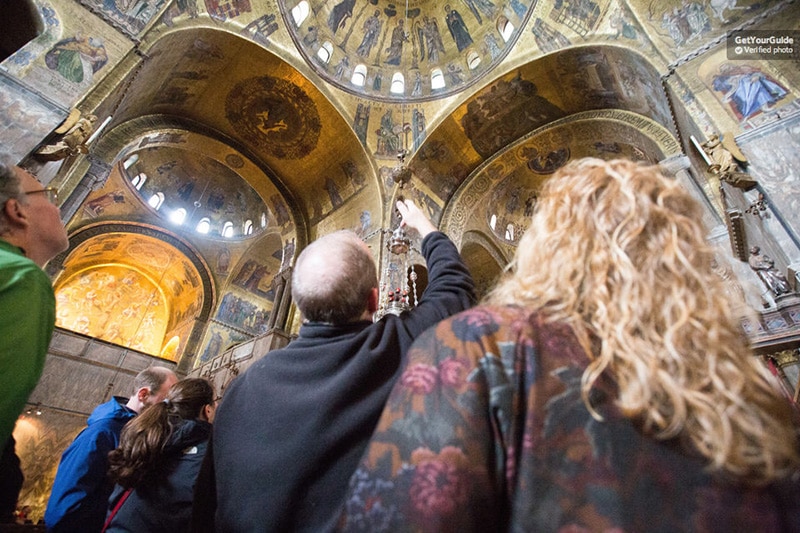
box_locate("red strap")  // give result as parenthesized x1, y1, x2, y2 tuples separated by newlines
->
(101, 488, 133, 533)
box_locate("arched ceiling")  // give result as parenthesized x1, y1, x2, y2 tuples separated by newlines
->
(53, 229, 208, 358)
(441, 105, 680, 249)
(409, 44, 677, 205)
(91, 26, 380, 236)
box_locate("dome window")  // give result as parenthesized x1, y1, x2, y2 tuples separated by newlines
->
(123, 154, 139, 169)
(170, 207, 187, 225)
(244, 219, 254, 235)
(351, 64, 367, 87)
(390, 72, 405, 94)
(430, 68, 446, 90)
(317, 41, 333, 63)
(505, 223, 514, 241)
(261, 212, 267, 227)
(222, 221, 234, 238)
(196, 217, 211, 234)
(148, 192, 164, 210)
(497, 17, 514, 42)
(291, 0, 309, 26)
(131, 172, 147, 190)
(467, 51, 481, 70)
(489, 214, 497, 230)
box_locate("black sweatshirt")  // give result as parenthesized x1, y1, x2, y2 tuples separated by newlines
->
(193, 231, 475, 532)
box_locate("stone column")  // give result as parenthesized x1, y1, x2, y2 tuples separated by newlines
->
(267, 273, 287, 330)
(274, 267, 293, 331)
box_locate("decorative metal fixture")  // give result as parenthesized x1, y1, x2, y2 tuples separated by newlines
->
(374, 206, 419, 320)
(390, 149, 412, 187)
(745, 192, 768, 216)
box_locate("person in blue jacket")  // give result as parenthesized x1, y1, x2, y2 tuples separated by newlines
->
(104, 378, 216, 532)
(45, 366, 177, 532)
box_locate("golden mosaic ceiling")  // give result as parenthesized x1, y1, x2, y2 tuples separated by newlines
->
(286, 0, 534, 101)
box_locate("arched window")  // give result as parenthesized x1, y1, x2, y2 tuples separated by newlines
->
(0, 0, 42, 63)
(390, 72, 405, 94)
(196, 217, 211, 234)
(497, 17, 514, 42)
(148, 192, 164, 210)
(222, 221, 234, 238)
(123, 154, 139, 169)
(170, 207, 187, 225)
(351, 64, 367, 87)
(505, 223, 514, 241)
(430, 68, 446, 90)
(131, 173, 147, 190)
(489, 214, 497, 230)
(467, 51, 481, 70)
(291, 0, 309, 26)
(261, 212, 268, 227)
(317, 41, 333, 63)
(243, 219, 254, 235)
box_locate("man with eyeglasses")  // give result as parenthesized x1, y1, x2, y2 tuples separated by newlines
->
(0, 152, 68, 523)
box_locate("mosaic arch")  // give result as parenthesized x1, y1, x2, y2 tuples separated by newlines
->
(52, 223, 214, 362)
(441, 109, 681, 249)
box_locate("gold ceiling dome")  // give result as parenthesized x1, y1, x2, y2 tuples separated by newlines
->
(284, 0, 533, 101)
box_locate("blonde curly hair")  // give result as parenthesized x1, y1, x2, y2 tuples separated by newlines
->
(487, 157, 798, 484)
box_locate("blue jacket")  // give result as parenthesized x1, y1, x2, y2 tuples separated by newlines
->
(45, 397, 136, 533)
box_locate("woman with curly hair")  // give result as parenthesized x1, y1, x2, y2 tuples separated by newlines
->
(104, 378, 216, 532)
(339, 158, 800, 532)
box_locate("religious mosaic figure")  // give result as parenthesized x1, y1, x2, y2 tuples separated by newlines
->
(324, 176, 343, 208)
(484, 33, 502, 59)
(45, 35, 108, 83)
(384, 19, 407, 65)
(376, 109, 401, 156)
(328, 0, 355, 33)
(461, 0, 496, 24)
(445, 5, 473, 51)
(334, 56, 349, 80)
(712, 64, 789, 121)
(356, 10, 382, 57)
(660, 4, 710, 47)
(418, 16, 445, 64)
(749, 246, 791, 297)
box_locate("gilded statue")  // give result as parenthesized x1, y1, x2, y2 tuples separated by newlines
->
(35, 109, 97, 161)
(701, 132, 757, 190)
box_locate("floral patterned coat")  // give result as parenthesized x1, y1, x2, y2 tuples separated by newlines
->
(338, 305, 800, 533)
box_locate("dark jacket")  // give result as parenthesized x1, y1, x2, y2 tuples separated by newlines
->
(193, 231, 475, 532)
(105, 418, 211, 533)
(45, 397, 135, 533)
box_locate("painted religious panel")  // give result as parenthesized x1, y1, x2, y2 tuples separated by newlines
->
(638, 0, 782, 63)
(704, 60, 794, 131)
(0, 74, 67, 162)
(77, 0, 170, 36)
(55, 265, 169, 355)
(14, 2, 133, 106)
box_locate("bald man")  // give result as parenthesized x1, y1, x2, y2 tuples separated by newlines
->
(0, 153, 69, 523)
(196, 199, 475, 532)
